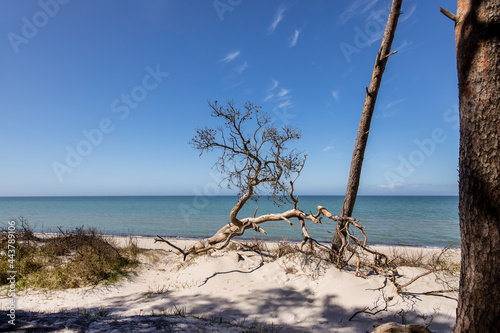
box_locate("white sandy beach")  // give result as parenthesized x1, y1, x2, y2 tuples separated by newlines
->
(2, 236, 460, 332)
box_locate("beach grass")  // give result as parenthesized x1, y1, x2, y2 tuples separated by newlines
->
(1, 220, 142, 290)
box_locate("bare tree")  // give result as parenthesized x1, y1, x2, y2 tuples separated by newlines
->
(332, 0, 403, 258)
(156, 100, 361, 259)
(155, 100, 388, 273)
(440, 1, 500, 332)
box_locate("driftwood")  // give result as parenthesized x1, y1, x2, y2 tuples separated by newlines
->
(153, 100, 391, 275)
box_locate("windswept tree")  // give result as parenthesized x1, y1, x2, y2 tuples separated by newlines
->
(156, 100, 375, 267)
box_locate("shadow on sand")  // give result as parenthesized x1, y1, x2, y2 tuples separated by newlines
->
(5, 283, 456, 332)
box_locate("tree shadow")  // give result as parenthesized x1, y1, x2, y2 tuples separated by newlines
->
(198, 261, 264, 287)
(7, 282, 458, 332)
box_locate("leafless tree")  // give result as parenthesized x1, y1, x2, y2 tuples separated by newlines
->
(332, 0, 402, 261)
(155, 100, 370, 264)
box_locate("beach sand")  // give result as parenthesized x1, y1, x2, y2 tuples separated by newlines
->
(2, 237, 460, 332)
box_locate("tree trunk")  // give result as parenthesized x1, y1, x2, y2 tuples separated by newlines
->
(453, 1, 500, 332)
(332, 0, 403, 254)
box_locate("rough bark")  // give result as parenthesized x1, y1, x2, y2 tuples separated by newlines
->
(452, 0, 500, 332)
(332, 0, 403, 254)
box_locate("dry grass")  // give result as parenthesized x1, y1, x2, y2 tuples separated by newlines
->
(0, 219, 142, 290)
(273, 239, 300, 259)
(390, 246, 460, 273)
(388, 246, 460, 294)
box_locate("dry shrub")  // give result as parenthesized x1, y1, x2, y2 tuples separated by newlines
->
(0, 220, 141, 290)
(390, 246, 460, 273)
(388, 246, 460, 294)
(273, 239, 300, 259)
(390, 248, 428, 269)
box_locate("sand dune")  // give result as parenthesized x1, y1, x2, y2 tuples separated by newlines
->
(3, 237, 460, 332)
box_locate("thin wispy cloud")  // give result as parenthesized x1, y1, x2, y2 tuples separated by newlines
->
(221, 50, 241, 63)
(277, 100, 292, 109)
(235, 61, 248, 74)
(331, 90, 340, 102)
(264, 79, 279, 101)
(277, 88, 291, 98)
(400, 4, 417, 22)
(270, 79, 279, 90)
(339, 0, 380, 25)
(365, 26, 385, 46)
(229, 81, 244, 89)
(381, 109, 399, 119)
(289, 29, 301, 47)
(383, 98, 405, 109)
(393, 40, 413, 52)
(269, 6, 285, 33)
(378, 183, 403, 189)
(264, 94, 274, 102)
(264, 78, 295, 110)
(323, 146, 335, 152)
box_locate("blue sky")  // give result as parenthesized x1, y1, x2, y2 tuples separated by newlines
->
(0, 0, 459, 196)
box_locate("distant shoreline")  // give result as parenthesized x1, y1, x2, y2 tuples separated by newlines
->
(3, 196, 460, 248)
(34, 232, 461, 250)
(1, 194, 459, 198)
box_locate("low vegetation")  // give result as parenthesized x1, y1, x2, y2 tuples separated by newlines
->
(0, 219, 141, 290)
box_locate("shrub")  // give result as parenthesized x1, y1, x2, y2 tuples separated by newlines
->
(0, 220, 141, 290)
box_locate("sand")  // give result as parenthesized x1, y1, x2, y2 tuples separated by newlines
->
(1, 237, 460, 332)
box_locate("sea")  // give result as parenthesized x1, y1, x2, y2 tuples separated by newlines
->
(0, 196, 460, 248)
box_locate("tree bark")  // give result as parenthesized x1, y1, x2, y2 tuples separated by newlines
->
(453, 1, 500, 332)
(332, 0, 403, 254)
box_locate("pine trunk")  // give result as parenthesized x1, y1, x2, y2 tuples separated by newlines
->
(454, 0, 500, 332)
(332, 0, 403, 254)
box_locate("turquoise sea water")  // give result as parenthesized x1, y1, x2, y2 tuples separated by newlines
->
(0, 196, 459, 247)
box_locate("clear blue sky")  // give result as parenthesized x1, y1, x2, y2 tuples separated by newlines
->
(0, 0, 459, 196)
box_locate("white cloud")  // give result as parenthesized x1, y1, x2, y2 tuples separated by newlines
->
(339, 0, 380, 25)
(235, 61, 248, 74)
(393, 40, 413, 52)
(289, 29, 301, 47)
(264, 78, 294, 110)
(400, 4, 417, 22)
(323, 146, 335, 152)
(221, 50, 241, 63)
(269, 6, 285, 33)
(331, 90, 340, 102)
(229, 81, 244, 89)
(264, 79, 279, 101)
(277, 88, 291, 98)
(383, 98, 405, 109)
(366, 30, 385, 46)
(276, 100, 293, 109)
(378, 183, 403, 189)
(269, 79, 279, 91)
(381, 109, 399, 119)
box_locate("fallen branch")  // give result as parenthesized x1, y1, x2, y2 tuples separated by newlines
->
(392, 269, 435, 294)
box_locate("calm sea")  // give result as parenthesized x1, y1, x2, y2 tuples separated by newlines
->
(0, 196, 459, 247)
